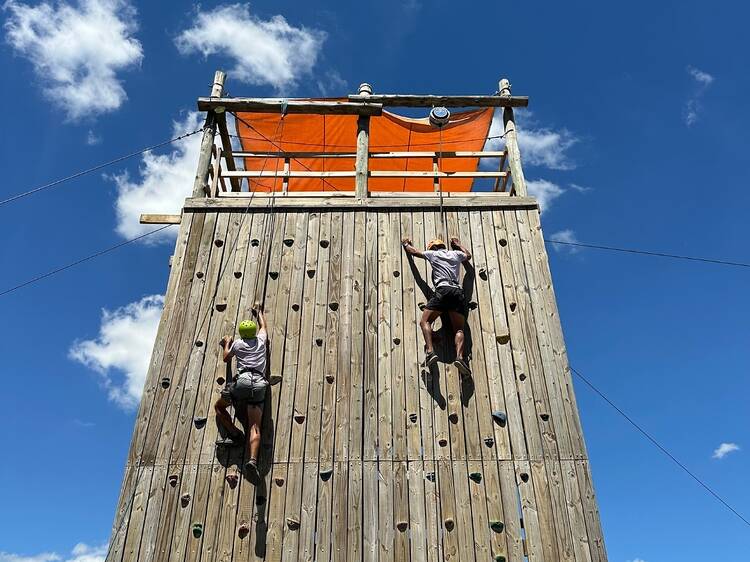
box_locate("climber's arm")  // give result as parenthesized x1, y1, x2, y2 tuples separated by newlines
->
(402, 238, 425, 259)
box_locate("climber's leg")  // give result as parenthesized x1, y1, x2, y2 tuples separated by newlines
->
(419, 308, 442, 365)
(449, 310, 471, 376)
(214, 395, 243, 440)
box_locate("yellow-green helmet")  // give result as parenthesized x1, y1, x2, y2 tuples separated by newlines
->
(238, 319, 258, 339)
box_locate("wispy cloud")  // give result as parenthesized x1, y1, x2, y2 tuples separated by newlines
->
(69, 295, 163, 410)
(628, 558, 647, 562)
(316, 70, 347, 97)
(549, 229, 580, 254)
(175, 4, 326, 92)
(86, 130, 101, 146)
(3, 0, 143, 120)
(684, 66, 714, 126)
(569, 183, 592, 193)
(526, 179, 564, 212)
(712, 442, 740, 460)
(0, 543, 106, 562)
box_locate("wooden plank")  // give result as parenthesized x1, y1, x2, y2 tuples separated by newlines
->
(348, 211, 367, 461)
(140, 213, 182, 224)
(183, 464, 212, 562)
(265, 463, 289, 562)
(482, 460, 510, 562)
(232, 150, 504, 159)
(192, 71, 225, 198)
(377, 211, 394, 462)
(346, 460, 363, 562)
(198, 97, 384, 115)
(281, 463, 303, 561)
(394, 463, 410, 562)
(297, 462, 319, 562)
(437, 460, 459, 561)
(560, 460, 594, 562)
(528, 460, 561, 562)
(184, 196, 539, 211)
(452, 461, 478, 561)
(224, 170, 506, 179)
(575, 460, 608, 562)
(348, 93, 529, 108)
(378, 460, 395, 562)
(513, 460, 544, 562)
(362, 461, 378, 562)
(215, 112, 241, 192)
(355, 115, 370, 198)
(406, 460, 428, 562)
(363, 211, 379, 461)
(497, 461, 523, 562)
(466, 459, 491, 561)
(332, 461, 350, 562)
(543, 458, 576, 562)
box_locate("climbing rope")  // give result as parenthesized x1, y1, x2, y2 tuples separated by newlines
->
(436, 114, 449, 240)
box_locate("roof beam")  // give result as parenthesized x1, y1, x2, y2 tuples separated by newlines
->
(197, 97, 383, 116)
(347, 94, 529, 108)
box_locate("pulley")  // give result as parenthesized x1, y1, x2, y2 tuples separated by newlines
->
(429, 106, 450, 127)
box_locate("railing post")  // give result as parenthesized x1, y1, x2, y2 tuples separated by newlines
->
(192, 70, 226, 198)
(355, 83, 372, 199)
(498, 78, 527, 197)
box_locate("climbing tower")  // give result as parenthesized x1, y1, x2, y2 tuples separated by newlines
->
(107, 71, 608, 562)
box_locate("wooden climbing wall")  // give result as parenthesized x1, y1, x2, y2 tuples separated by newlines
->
(107, 200, 608, 562)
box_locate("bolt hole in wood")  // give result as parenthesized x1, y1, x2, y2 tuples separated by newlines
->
(214, 239, 224, 247)
(292, 303, 300, 312)
(307, 269, 316, 278)
(325, 374, 335, 384)
(316, 338, 323, 346)
(393, 337, 401, 345)
(195, 340, 204, 347)
(393, 270, 400, 277)
(519, 373, 526, 381)
(320, 239, 329, 248)
(498, 238, 508, 247)
(520, 472, 529, 483)
(233, 271, 242, 278)
(196, 271, 204, 279)
(328, 302, 339, 311)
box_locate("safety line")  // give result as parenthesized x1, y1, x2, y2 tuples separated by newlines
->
(570, 365, 750, 528)
(0, 129, 204, 208)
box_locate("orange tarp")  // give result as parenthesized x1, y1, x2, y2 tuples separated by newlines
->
(235, 107, 494, 192)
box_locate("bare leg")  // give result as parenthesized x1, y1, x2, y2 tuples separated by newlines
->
(246, 404, 264, 462)
(214, 397, 241, 436)
(419, 309, 442, 353)
(448, 311, 466, 360)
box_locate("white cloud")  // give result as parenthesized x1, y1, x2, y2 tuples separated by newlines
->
(0, 544, 106, 562)
(684, 66, 714, 126)
(110, 111, 206, 242)
(713, 442, 740, 460)
(175, 4, 326, 92)
(628, 559, 647, 562)
(69, 295, 163, 410)
(86, 130, 101, 146)
(4, 0, 142, 120)
(569, 183, 591, 193)
(549, 229, 580, 254)
(527, 179, 564, 212)
(316, 70, 348, 97)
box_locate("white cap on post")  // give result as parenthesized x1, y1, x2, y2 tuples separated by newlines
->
(358, 83, 373, 96)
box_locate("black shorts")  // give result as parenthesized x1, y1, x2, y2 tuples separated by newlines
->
(425, 285, 467, 315)
(221, 373, 268, 406)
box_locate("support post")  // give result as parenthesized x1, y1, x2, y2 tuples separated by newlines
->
(498, 78, 527, 197)
(355, 83, 372, 199)
(192, 70, 226, 197)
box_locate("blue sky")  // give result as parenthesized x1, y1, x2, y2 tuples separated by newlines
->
(1, 1, 748, 561)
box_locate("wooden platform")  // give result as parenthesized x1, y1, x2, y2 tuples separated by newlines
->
(107, 199, 607, 562)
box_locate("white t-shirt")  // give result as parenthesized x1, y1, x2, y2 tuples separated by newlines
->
(231, 329, 268, 377)
(423, 249, 467, 288)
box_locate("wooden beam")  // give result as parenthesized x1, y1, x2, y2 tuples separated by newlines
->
(499, 78, 528, 197)
(214, 112, 241, 191)
(191, 70, 225, 197)
(355, 113, 370, 198)
(139, 213, 182, 225)
(347, 94, 529, 108)
(222, 170, 508, 179)
(197, 97, 383, 116)
(183, 195, 538, 211)
(229, 150, 507, 159)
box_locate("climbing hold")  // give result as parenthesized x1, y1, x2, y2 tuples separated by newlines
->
(328, 302, 339, 311)
(192, 522, 203, 538)
(396, 521, 408, 532)
(161, 377, 171, 389)
(509, 302, 517, 312)
(193, 416, 207, 429)
(225, 473, 239, 489)
(444, 518, 455, 531)
(251, 239, 259, 247)
(315, 338, 323, 347)
(269, 271, 279, 280)
(214, 239, 224, 247)
(325, 374, 335, 384)
(494, 555, 507, 562)
(479, 268, 488, 280)
(234, 271, 242, 279)
(418, 302, 426, 311)
(286, 517, 300, 530)
(307, 269, 316, 278)
(320, 240, 330, 248)
(294, 414, 306, 424)
(256, 495, 266, 506)
(319, 468, 333, 481)
(539, 413, 550, 422)
(495, 333, 510, 345)
(393, 270, 400, 277)
(237, 522, 250, 539)
(196, 271, 204, 279)
(520, 472, 529, 483)
(215, 303, 227, 312)
(292, 303, 300, 312)
(169, 474, 178, 487)
(491, 411, 507, 426)
(468, 301, 478, 310)
(409, 413, 418, 423)
(283, 238, 294, 247)
(438, 438, 448, 447)
(484, 437, 495, 448)
(393, 337, 401, 345)
(425, 472, 436, 482)
(275, 477, 285, 487)
(519, 373, 527, 381)
(469, 472, 482, 483)
(490, 520, 505, 533)
(195, 340, 204, 347)
(499, 238, 508, 247)
(448, 412, 459, 424)
(216, 377, 225, 385)
(180, 493, 191, 508)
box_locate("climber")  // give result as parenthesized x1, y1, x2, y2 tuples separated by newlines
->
(214, 303, 269, 480)
(402, 236, 472, 376)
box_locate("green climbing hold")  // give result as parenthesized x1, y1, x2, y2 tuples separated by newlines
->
(469, 472, 482, 483)
(192, 522, 203, 538)
(490, 520, 505, 533)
